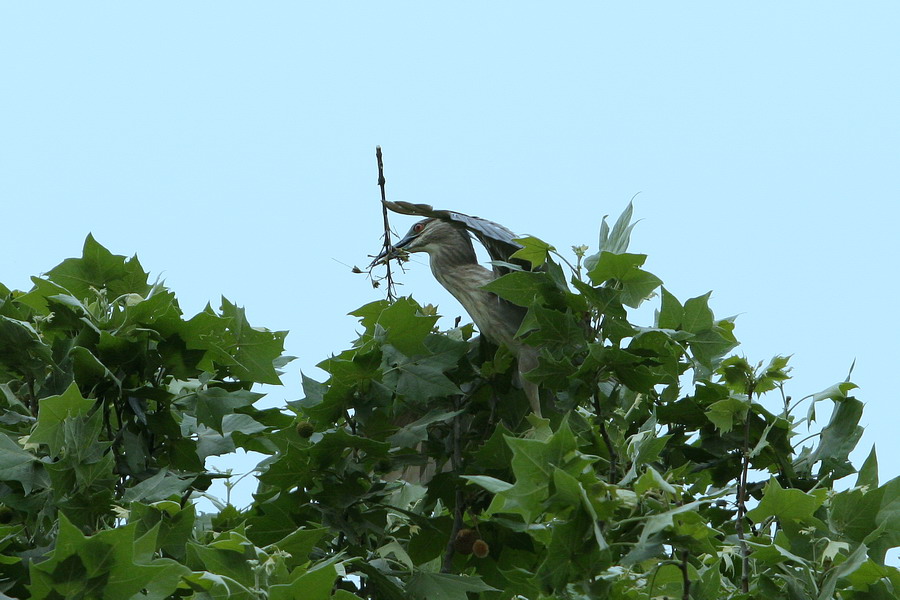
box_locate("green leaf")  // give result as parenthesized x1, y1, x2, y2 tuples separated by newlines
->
(817, 542, 868, 600)
(381, 345, 461, 400)
(45, 234, 151, 300)
(810, 396, 864, 479)
(517, 302, 586, 348)
(682, 292, 714, 333)
(192, 387, 264, 434)
(755, 354, 792, 393)
(747, 477, 827, 525)
(635, 466, 677, 496)
(123, 469, 195, 503)
(639, 499, 709, 544)
(28, 512, 189, 600)
(267, 527, 329, 570)
(407, 571, 497, 600)
(0, 315, 55, 379)
(869, 477, 900, 560)
(388, 409, 463, 448)
(219, 298, 288, 385)
(552, 468, 607, 550)
(584, 200, 637, 272)
(29, 383, 95, 456)
(586, 252, 662, 308)
(130, 501, 196, 562)
(13, 276, 71, 315)
(310, 428, 390, 466)
(705, 396, 748, 433)
(571, 278, 627, 317)
(857, 445, 879, 489)
(181, 571, 257, 600)
(0, 434, 48, 494)
(70, 346, 117, 388)
(509, 235, 555, 268)
(463, 475, 514, 494)
(810, 380, 859, 404)
(472, 423, 515, 469)
(829, 487, 881, 544)
(486, 420, 580, 522)
(584, 345, 658, 394)
(482, 271, 554, 308)
(269, 560, 339, 600)
(656, 286, 684, 330)
(182, 299, 287, 385)
(350, 297, 437, 356)
(688, 322, 738, 370)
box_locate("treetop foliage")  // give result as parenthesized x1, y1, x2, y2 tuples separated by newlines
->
(0, 206, 898, 599)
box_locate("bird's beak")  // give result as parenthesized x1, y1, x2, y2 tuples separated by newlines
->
(392, 230, 418, 251)
(369, 232, 415, 268)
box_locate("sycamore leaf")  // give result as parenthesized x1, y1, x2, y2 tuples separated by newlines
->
(28, 513, 189, 600)
(747, 478, 827, 525)
(0, 434, 48, 494)
(510, 235, 555, 268)
(29, 383, 95, 457)
(192, 387, 264, 434)
(407, 572, 497, 600)
(381, 345, 461, 400)
(586, 252, 661, 308)
(350, 297, 437, 356)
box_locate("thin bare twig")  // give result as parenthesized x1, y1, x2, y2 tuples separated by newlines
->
(375, 146, 398, 301)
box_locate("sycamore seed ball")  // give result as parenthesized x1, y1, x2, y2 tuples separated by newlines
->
(454, 528, 478, 555)
(296, 421, 315, 438)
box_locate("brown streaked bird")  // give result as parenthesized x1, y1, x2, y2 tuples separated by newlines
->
(373, 201, 542, 416)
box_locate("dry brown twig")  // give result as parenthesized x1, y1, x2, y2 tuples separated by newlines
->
(351, 146, 405, 298)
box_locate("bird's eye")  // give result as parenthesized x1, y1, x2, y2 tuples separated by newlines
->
(413, 222, 425, 233)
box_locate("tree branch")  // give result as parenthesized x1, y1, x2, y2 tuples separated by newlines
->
(681, 549, 691, 600)
(442, 394, 465, 573)
(735, 388, 754, 594)
(375, 146, 398, 301)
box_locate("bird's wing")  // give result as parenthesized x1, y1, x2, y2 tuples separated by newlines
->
(384, 201, 525, 274)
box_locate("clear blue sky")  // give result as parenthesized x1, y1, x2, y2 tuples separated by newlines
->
(2, 4, 898, 525)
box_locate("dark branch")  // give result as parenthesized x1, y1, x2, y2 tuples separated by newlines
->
(736, 387, 755, 594)
(375, 146, 398, 301)
(442, 394, 466, 573)
(681, 549, 691, 600)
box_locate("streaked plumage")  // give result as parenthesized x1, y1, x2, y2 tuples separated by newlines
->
(375, 201, 541, 416)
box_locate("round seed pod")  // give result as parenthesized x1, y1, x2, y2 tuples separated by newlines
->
(296, 421, 315, 438)
(454, 528, 478, 555)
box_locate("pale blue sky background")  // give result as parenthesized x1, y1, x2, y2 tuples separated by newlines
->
(2, 4, 898, 525)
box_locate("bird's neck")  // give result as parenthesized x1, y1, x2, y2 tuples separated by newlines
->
(429, 259, 493, 296)
(426, 231, 480, 274)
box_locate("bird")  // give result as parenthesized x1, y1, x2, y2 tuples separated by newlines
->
(373, 201, 542, 416)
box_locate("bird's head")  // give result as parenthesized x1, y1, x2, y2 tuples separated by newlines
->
(373, 218, 476, 266)
(394, 218, 445, 254)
